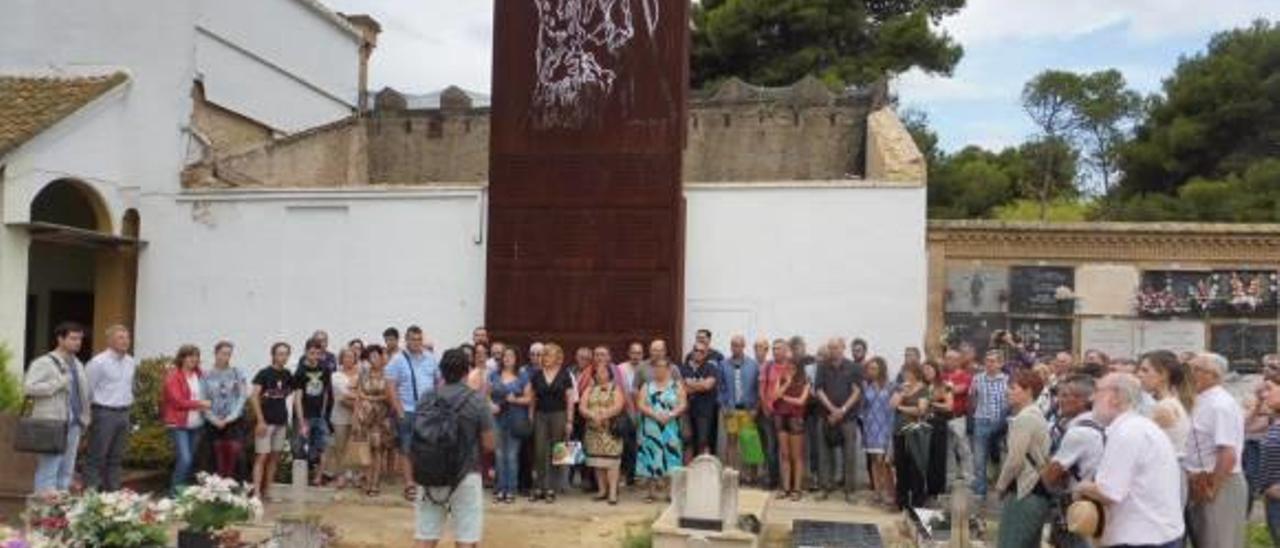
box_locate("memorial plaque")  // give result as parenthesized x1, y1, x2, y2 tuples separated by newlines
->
(1076, 265, 1139, 316)
(488, 0, 689, 354)
(1081, 319, 1138, 361)
(945, 266, 1008, 314)
(1138, 270, 1212, 318)
(1009, 266, 1074, 316)
(1210, 324, 1278, 371)
(1137, 320, 1207, 356)
(1010, 318, 1073, 356)
(943, 314, 1006, 355)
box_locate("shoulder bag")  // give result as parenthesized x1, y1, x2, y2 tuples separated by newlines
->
(14, 355, 70, 454)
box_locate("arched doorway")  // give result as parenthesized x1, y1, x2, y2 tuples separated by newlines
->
(23, 179, 138, 363)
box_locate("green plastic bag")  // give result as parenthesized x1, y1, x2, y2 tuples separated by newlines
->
(738, 419, 765, 466)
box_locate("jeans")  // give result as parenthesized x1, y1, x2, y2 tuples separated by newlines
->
(970, 417, 1004, 498)
(817, 417, 862, 492)
(804, 412, 821, 487)
(169, 427, 202, 493)
(303, 417, 329, 464)
(495, 423, 521, 495)
(1267, 497, 1280, 547)
(34, 423, 82, 493)
(947, 416, 972, 484)
(759, 410, 781, 488)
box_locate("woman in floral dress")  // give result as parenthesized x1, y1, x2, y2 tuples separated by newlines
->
(581, 363, 626, 504)
(860, 356, 896, 506)
(352, 345, 398, 497)
(636, 357, 687, 503)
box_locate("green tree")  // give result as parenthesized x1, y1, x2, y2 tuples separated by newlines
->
(1073, 70, 1146, 193)
(927, 146, 1019, 218)
(692, 0, 966, 88)
(1112, 20, 1280, 206)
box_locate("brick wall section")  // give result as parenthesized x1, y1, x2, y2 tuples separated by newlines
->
(182, 77, 922, 188)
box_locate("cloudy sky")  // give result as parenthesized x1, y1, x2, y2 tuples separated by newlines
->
(326, 0, 1279, 151)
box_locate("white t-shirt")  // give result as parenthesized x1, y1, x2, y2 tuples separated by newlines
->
(331, 370, 355, 426)
(186, 372, 204, 429)
(1051, 412, 1105, 489)
(1154, 396, 1190, 459)
(1096, 411, 1185, 546)
(1185, 385, 1244, 473)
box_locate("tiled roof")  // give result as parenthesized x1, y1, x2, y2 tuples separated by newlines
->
(0, 72, 129, 157)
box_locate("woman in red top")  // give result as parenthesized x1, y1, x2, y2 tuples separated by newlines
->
(770, 342, 810, 501)
(162, 344, 210, 494)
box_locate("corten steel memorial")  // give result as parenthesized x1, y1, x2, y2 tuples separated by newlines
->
(487, 0, 689, 354)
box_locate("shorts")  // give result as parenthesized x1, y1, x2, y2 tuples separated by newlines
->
(255, 424, 288, 454)
(398, 412, 416, 453)
(774, 415, 805, 435)
(415, 472, 483, 543)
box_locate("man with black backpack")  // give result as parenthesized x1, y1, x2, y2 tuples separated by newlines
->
(411, 347, 494, 548)
(1040, 375, 1105, 548)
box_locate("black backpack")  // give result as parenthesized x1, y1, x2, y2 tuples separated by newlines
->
(411, 390, 471, 505)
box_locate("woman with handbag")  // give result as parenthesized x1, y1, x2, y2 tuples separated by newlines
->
(22, 322, 92, 494)
(352, 345, 398, 497)
(490, 346, 533, 503)
(582, 360, 626, 505)
(889, 361, 930, 510)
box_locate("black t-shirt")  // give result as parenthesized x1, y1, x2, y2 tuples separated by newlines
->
(815, 358, 865, 416)
(532, 367, 573, 413)
(292, 362, 331, 419)
(679, 360, 721, 417)
(253, 366, 294, 426)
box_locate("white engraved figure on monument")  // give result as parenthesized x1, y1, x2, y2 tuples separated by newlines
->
(533, 0, 652, 128)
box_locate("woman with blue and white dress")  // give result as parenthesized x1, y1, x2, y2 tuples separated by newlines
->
(860, 357, 896, 506)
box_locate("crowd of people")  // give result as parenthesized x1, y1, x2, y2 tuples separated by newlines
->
(20, 321, 1280, 547)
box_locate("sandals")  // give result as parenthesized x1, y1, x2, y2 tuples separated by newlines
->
(402, 485, 418, 502)
(790, 491, 803, 502)
(643, 494, 656, 503)
(592, 493, 609, 501)
(544, 492, 556, 504)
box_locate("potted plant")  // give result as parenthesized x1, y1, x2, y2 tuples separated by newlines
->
(174, 473, 263, 548)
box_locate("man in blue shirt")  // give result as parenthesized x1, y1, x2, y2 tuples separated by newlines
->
(718, 335, 760, 481)
(969, 349, 1010, 500)
(385, 325, 438, 499)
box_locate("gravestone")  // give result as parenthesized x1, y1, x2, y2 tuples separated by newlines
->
(1010, 318, 1073, 356)
(672, 454, 739, 531)
(943, 313, 1006, 355)
(1211, 324, 1278, 372)
(1009, 266, 1074, 316)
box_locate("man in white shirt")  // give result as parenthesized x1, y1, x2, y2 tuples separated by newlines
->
(1184, 353, 1246, 548)
(1077, 373, 1183, 548)
(84, 325, 137, 492)
(1042, 375, 1105, 548)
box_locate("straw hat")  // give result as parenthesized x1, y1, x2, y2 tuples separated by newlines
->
(1066, 499, 1105, 538)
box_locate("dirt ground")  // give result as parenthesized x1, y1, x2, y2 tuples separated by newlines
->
(254, 485, 908, 548)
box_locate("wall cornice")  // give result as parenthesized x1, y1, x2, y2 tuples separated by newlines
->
(928, 220, 1280, 263)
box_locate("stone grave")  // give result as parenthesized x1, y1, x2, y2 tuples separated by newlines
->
(652, 454, 767, 548)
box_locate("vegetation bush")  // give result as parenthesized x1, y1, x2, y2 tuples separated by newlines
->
(0, 344, 22, 414)
(125, 356, 174, 469)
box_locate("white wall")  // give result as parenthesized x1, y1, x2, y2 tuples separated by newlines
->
(133, 188, 487, 370)
(683, 183, 928, 371)
(195, 0, 361, 132)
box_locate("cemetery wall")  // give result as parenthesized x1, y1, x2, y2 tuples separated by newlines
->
(685, 181, 928, 368)
(927, 220, 1280, 370)
(133, 186, 487, 360)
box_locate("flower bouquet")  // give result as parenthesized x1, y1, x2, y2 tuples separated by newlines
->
(63, 490, 173, 547)
(174, 473, 263, 547)
(22, 491, 74, 546)
(1, 524, 34, 548)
